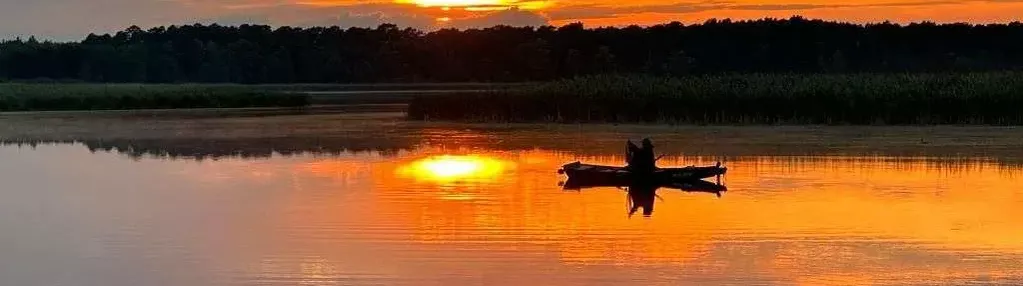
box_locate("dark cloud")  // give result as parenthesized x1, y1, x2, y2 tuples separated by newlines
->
(547, 2, 731, 21)
(548, 2, 723, 20)
(199, 14, 273, 26)
(302, 11, 437, 29)
(198, 3, 548, 31)
(308, 3, 438, 28)
(447, 7, 551, 28)
(727, 4, 838, 10)
(548, 0, 974, 21)
(198, 3, 435, 28)
(545, 5, 620, 20)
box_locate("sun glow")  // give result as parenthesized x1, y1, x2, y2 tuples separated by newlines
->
(400, 0, 505, 7)
(397, 155, 508, 183)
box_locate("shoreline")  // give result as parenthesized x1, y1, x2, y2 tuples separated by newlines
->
(0, 104, 406, 116)
(2, 110, 1021, 153)
(0, 83, 515, 112)
(407, 73, 1023, 125)
(7, 105, 1023, 128)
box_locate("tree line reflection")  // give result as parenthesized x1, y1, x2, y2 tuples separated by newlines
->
(1, 137, 1021, 171)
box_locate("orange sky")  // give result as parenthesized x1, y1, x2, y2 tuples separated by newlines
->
(1, 0, 1021, 40)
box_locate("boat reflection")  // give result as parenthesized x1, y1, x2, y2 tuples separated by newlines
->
(562, 177, 727, 217)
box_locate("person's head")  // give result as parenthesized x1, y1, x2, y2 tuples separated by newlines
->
(642, 138, 653, 148)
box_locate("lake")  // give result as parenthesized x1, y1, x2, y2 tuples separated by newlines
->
(1, 110, 1022, 285)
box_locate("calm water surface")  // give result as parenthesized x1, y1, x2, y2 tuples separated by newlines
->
(1, 118, 1022, 285)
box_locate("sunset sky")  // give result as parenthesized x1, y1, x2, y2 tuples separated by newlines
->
(2, 0, 1022, 40)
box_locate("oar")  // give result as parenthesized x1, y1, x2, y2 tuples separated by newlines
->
(716, 159, 725, 185)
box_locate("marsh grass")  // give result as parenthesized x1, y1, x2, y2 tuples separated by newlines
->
(0, 84, 309, 111)
(407, 73, 1023, 125)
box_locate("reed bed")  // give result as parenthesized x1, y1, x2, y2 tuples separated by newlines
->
(0, 84, 309, 111)
(407, 73, 1023, 125)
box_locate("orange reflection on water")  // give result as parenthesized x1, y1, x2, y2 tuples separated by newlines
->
(346, 150, 1023, 280)
(270, 147, 1023, 284)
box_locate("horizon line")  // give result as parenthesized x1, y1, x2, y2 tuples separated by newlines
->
(5, 15, 1023, 43)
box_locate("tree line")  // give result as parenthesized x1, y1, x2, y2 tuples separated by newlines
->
(2, 16, 1022, 83)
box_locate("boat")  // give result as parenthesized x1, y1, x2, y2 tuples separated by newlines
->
(562, 175, 727, 194)
(558, 161, 727, 182)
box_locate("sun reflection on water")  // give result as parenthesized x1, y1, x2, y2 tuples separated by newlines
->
(397, 155, 510, 184)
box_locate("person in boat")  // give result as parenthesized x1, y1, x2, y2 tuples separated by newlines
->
(626, 138, 657, 174)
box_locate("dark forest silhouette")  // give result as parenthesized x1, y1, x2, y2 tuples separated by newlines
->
(2, 16, 1022, 83)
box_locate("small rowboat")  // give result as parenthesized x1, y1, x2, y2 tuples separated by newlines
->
(561, 175, 727, 193)
(558, 161, 727, 183)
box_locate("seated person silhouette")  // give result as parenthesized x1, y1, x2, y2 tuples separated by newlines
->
(626, 138, 656, 174)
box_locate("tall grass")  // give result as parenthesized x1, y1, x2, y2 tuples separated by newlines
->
(407, 73, 1023, 125)
(0, 84, 309, 111)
